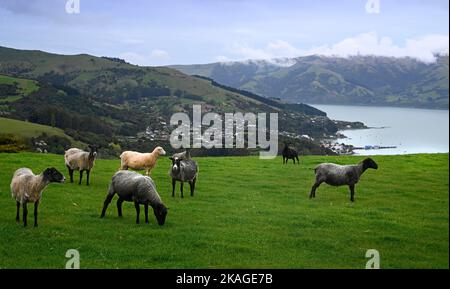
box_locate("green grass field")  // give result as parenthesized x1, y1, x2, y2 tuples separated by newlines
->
(0, 152, 448, 269)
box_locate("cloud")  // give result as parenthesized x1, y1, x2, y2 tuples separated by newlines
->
(306, 32, 449, 63)
(119, 52, 146, 65)
(220, 32, 449, 63)
(119, 49, 171, 66)
(215, 55, 231, 62)
(150, 49, 170, 61)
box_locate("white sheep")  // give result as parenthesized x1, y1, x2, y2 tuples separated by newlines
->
(309, 158, 378, 202)
(65, 145, 98, 185)
(10, 167, 65, 227)
(119, 146, 166, 176)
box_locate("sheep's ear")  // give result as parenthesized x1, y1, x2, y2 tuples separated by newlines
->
(169, 157, 174, 161)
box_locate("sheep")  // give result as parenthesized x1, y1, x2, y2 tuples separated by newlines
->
(169, 151, 198, 198)
(100, 170, 168, 226)
(10, 167, 65, 227)
(65, 145, 98, 186)
(120, 146, 166, 176)
(282, 143, 299, 165)
(309, 158, 378, 202)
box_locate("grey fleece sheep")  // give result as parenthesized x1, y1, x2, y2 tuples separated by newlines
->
(169, 151, 198, 198)
(100, 170, 168, 226)
(64, 145, 98, 185)
(10, 167, 65, 227)
(309, 158, 378, 202)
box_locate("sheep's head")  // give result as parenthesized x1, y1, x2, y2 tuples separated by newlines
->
(88, 145, 98, 159)
(44, 167, 65, 183)
(362, 158, 378, 170)
(154, 146, 166, 156)
(153, 204, 168, 226)
(169, 156, 182, 175)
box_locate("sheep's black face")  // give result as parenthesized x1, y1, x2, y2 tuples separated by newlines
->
(44, 167, 65, 183)
(154, 204, 168, 226)
(363, 158, 378, 170)
(169, 157, 182, 174)
(88, 145, 98, 159)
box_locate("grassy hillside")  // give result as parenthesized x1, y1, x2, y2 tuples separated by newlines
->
(0, 74, 39, 103)
(172, 55, 450, 109)
(0, 153, 447, 268)
(0, 46, 346, 157)
(0, 117, 83, 147)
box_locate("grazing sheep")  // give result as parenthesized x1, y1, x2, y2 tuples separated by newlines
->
(282, 144, 299, 165)
(309, 158, 378, 202)
(65, 145, 98, 186)
(120, 146, 166, 176)
(10, 167, 65, 227)
(169, 151, 198, 198)
(100, 170, 168, 226)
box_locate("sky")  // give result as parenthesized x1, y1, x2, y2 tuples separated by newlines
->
(0, 0, 448, 66)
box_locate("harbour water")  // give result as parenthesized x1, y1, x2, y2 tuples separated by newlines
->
(311, 104, 449, 155)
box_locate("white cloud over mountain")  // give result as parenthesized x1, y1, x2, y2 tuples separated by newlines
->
(222, 32, 449, 63)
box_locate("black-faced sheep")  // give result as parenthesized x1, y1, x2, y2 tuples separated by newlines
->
(10, 167, 65, 227)
(282, 144, 299, 165)
(65, 145, 98, 185)
(169, 151, 198, 198)
(100, 170, 168, 226)
(309, 158, 378, 202)
(120, 146, 166, 176)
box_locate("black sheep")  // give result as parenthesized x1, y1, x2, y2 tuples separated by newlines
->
(282, 144, 299, 165)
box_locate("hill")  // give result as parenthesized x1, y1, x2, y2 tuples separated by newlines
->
(0, 46, 362, 156)
(0, 117, 84, 153)
(0, 152, 448, 268)
(0, 74, 39, 103)
(171, 55, 450, 109)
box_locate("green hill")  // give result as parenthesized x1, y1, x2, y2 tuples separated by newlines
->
(0, 46, 355, 157)
(0, 152, 448, 268)
(0, 74, 39, 103)
(0, 117, 84, 153)
(171, 55, 450, 109)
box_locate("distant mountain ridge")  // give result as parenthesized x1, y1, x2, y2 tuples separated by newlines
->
(171, 55, 449, 109)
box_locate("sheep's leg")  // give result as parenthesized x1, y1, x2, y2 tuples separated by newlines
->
(144, 204, 149, 224)
(309, 182, 321, 199)
(172, 178, 176, 197)
(23, 203, 28, 227)
(349, 185, 355, 202)
(67, 166, 74, 183)
(100, 187, 115, 218)
(189, 180, 194, 197)
(191, 177, 197, 197)
(34, 201, 39, 227)
(296, 156, 300, 165)
(86, 170, 90, 186)
(180, 182, 184, 198)
(15, 201, 20, 222)
(134, 201, 140, 224)
(116, 198, 124, 217)
(79, 170, 84, 185)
